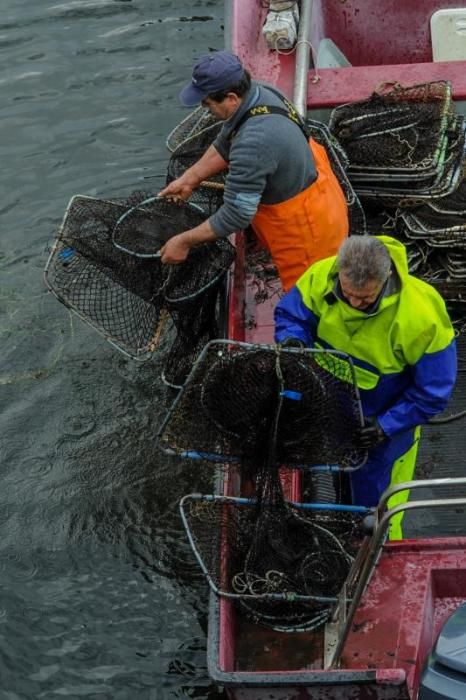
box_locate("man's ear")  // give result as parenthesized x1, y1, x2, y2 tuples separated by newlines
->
(227, 92, 241, 106)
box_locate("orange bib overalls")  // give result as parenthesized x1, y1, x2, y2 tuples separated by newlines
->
(252, 138, 349, 291)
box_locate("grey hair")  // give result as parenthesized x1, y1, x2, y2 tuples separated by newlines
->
(337, 235, 391, 288)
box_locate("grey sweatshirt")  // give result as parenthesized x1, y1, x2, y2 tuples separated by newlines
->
(209, 82, 317, 238)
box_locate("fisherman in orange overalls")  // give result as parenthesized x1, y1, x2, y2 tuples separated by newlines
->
(159, 50, 348, 292)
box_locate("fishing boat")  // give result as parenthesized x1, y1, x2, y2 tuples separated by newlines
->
(43, 2, 466, 696)
(204, 1, 466, 698)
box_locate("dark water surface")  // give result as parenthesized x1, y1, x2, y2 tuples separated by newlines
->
(0, 1, 227, 697)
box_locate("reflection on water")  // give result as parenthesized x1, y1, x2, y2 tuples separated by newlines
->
(0, 0, 226, 697)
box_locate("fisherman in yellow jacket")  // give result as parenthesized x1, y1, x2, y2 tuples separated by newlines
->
(274, 235, 457, 537)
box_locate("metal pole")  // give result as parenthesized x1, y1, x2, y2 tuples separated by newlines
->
(293, 0, 313, 118)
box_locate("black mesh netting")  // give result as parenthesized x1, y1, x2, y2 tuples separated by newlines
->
(330, 81, 453, 173)
(329, 81, 466, 204)
(111, 195, 206, 257)
(159, 340, 365, 469)
(45, 193, 235, 383)
(166, 105, 220, 153)
(166, 121, 226, 188)
(161, 243, 234, 387)
(165, 108, 225, 217)
(180, 462, 367, 631)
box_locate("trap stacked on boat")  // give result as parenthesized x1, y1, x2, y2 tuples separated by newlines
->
(329, 80, 466, 310)
(329, 81, 466, 202)
(45, 193, 235, 383)
(160, 340, 368, 631)
(395, 170, 466, 300)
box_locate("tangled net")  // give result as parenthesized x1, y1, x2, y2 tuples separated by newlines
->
(45, 193, 235, 385)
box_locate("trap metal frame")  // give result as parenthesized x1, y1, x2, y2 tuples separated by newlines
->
(180, 492, 371, 632)
(44, 194, 168, 361)
(157, 339, 367, 471)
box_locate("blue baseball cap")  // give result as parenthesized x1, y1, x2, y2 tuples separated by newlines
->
(179, 51, 245, 107)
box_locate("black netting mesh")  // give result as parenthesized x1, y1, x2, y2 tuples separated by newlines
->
(112, 196, 206, 257)
(165, 109, 225, 217)
(162, 241, 234, 387)
(44, 195, 167, 360)
(180, 475, 366, 630)
(330, 81, 453, 173)
(166, 106, 220, 153)
(166, 121, 226, 188)
(181, 184, 225, 218)
(159, 340, 365, 469)
(329, 81, 466, 204)
(45, 193, 235, 382)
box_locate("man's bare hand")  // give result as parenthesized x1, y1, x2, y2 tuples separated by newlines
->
(160, 233, 192, 264)
(159, 177, 194, 202)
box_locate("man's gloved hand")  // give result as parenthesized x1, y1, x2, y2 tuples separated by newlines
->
(280, 337, 305, 349)
(357, 417, 386, 450)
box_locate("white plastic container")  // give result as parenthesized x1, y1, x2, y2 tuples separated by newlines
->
(431, 8, 466, 62)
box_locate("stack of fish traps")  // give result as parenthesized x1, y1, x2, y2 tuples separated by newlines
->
(329, 81, 466, 318)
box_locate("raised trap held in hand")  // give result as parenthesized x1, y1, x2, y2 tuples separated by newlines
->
(44, 194, 235, 384)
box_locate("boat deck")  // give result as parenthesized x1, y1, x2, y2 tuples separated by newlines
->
(230, 0, 466, 110)
(214, 1, 466, 694)
(343, 537, 466, 696)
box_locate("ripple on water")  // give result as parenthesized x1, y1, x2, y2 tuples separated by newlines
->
(0, 547, 39, 583)
(21, 455, 54, 479)
(49, 0, 136, 20)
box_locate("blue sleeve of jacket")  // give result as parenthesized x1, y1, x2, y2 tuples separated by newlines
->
(378, 339, 457, 436)
(274, 287, 319, 345)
